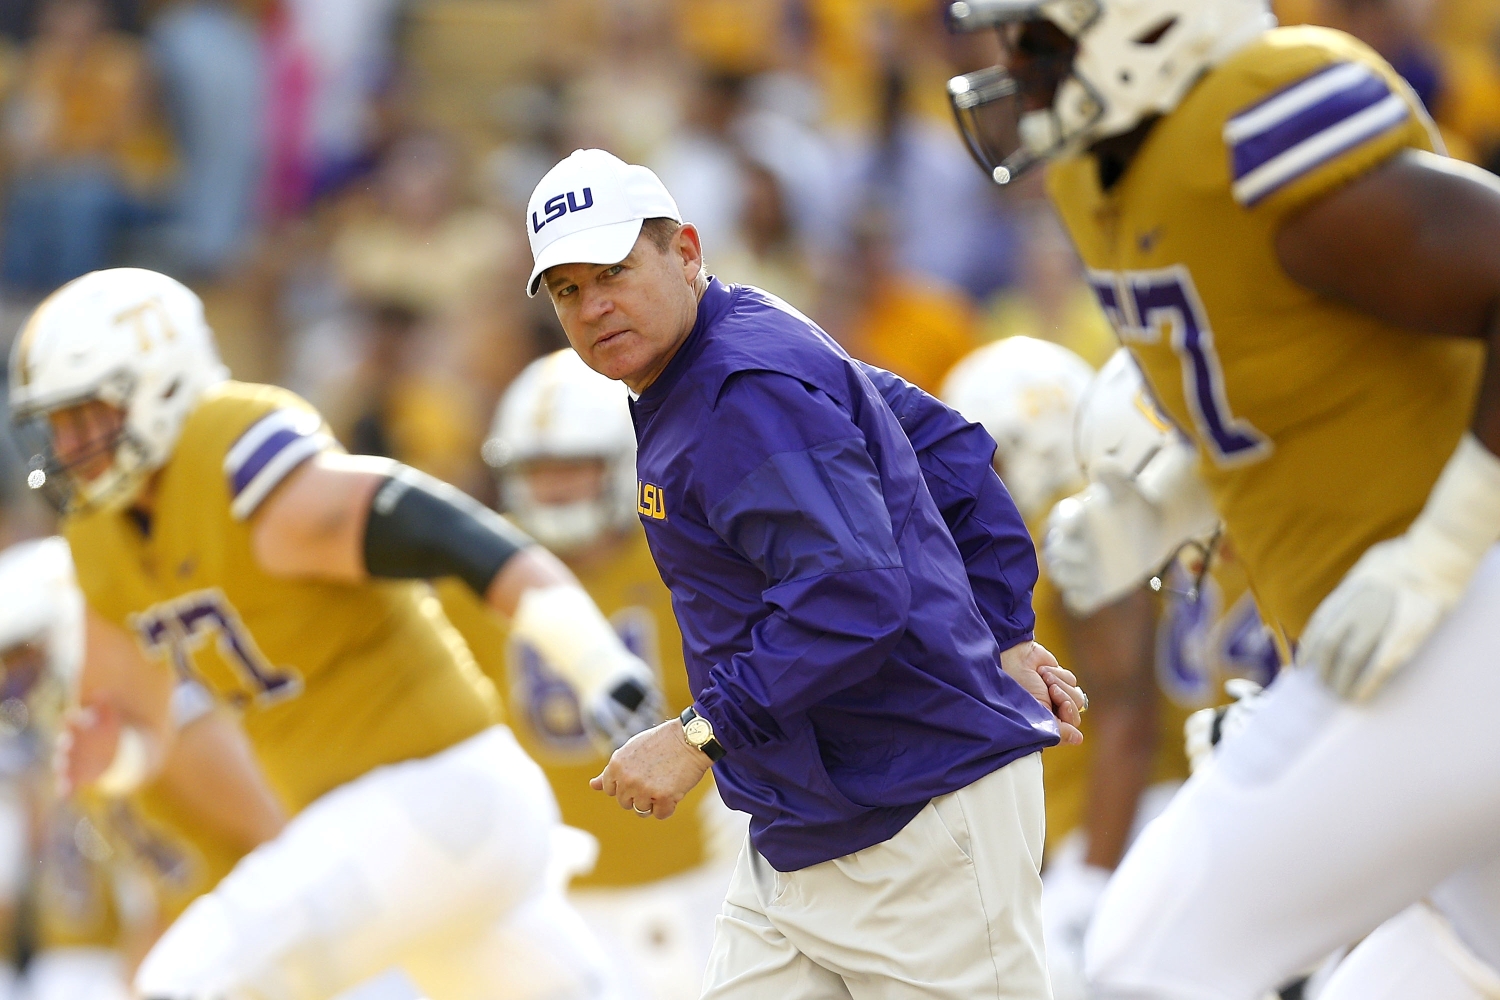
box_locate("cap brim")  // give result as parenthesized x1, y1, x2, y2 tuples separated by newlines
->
(527, 218, 645, 297)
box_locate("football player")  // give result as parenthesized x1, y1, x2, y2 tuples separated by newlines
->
(947, 1, 1500, 998)
(942, 340, 1276, 1000)
(439, 348, 740, 1000)
(7, 268, 661, 999)
(0, 538, 266, 1000)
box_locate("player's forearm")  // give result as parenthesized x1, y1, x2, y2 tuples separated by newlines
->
(1065, 587, 1159, 870)
(68, 608, 177, 796)
(1082, 699, 1157, 869)
(156, 707, 286, 854)
(484, 545, 576, 618)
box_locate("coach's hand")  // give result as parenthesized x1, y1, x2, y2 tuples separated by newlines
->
(1001, 640, 1085, 745)
(591, 719, 712, 819)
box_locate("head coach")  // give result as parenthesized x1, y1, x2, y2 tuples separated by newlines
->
(526, 148, 1085, 999)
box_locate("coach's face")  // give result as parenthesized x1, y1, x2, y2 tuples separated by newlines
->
(543, 224, 705, 394)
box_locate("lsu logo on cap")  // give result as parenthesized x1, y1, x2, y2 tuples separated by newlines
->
(532, 188, 594, 233)
(637, 480, 666, 520)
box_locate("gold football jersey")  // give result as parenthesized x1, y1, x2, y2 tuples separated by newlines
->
(1047, 26, 1484, 647)
(65, 381, 498, 812)
(33, 801, 121, 950)
(35, 788, 240, 953)
(109, 781, 245, 925)
(439, 528, 713, 889)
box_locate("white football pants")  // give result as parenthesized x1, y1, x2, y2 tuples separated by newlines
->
(570, 793, 744, 1000)
(135, 726, 610, 1000)
(1086, 546, 1500, 1000)
(1042, 781, 1181, 1000)
(571, 857, 738, 1000)
(1317, 903, 1500, 1000)
(23, 949, 126, 1000)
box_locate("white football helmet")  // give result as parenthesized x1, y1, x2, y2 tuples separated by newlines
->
(1045, 348, 1220, 612)
(0, 537, 85, 723)
(483, 349, 637, 554)
(946, 0, 1275, 184)
(1075, 347, 1176, 482)
(940, 336, 1096, 521)
(8, 269, 228, 515)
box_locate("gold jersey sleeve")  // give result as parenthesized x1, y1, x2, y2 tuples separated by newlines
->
(438, 529, 714, 889)
(1046, 26, 1484, 645)
(65, 381, 497, 812)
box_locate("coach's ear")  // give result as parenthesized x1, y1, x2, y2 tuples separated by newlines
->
(674, 223, 704, 286)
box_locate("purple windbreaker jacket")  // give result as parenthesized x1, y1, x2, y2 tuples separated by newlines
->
(630, 278, 1058, 871)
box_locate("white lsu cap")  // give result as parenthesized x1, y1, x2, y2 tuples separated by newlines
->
(525, 149, 681, 297)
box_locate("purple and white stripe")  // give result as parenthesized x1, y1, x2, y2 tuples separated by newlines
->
(1224, 62, 1410, 207)
(223, 409, 330, 520)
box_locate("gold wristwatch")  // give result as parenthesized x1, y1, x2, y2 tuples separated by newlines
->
(680, 706, 726, 762)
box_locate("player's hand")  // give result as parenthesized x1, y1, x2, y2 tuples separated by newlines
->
(54, 703, 122, 797)
(1000, 640, 1085, 745)
(1299, 534, 1469, 701)
(591, 719, 711, 819)
(1045, 441, 1218, 616)
(1300, 433, 1500, 701)
(510, 584, 666, 751)
(584, 659, 667, 754)
(1183, 677, 1264, 773)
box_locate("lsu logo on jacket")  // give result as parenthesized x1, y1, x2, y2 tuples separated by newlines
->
(637, 480, 666, 520)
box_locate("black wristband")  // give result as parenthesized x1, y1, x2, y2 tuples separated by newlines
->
(362, 466, 533, 596)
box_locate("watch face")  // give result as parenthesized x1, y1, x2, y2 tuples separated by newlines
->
(684, 716, 712, 746)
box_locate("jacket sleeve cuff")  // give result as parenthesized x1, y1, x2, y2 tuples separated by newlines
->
(996, 628, 1035, 651)
(692, 683, 751, 755)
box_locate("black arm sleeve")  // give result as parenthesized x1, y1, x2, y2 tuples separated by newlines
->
(362, 466, 533, 596)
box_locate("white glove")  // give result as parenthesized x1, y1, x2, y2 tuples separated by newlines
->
(1300, 434, 1500, 702)
(511, 584, 665, 752)
(1044, 438, 1219, 615)
(1184, 677, 1264, 773)
(1041, 859, 1112, 1000)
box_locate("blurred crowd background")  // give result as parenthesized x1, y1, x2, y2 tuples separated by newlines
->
(0, 0, 1493, 542)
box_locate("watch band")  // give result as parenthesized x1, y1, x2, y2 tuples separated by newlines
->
(680, 705, 727, 763)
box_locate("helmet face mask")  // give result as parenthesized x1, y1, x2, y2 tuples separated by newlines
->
(500, 457, 628, 555)
(12, 378, 152, 516)
(947, 0, 1274, 185)
(949, 13, 1103, 185)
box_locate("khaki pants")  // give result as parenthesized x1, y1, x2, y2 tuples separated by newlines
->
(703, 753, 1050, 1000)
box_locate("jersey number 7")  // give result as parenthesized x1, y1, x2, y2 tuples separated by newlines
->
(133, 589, 302, 705)
(1089, 266, 1271, 467)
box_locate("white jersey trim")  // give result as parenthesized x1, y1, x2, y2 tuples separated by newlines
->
(1230, 93, 1409, 207)
(223, 408, 331, 521)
